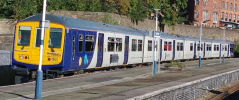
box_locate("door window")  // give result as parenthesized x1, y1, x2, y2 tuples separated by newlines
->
(79, 35, 83, 52)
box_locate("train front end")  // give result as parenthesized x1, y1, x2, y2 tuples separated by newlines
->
(12, 21, 65, 78)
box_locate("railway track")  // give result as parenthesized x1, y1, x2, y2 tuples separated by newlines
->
(200, 80, 239, 100)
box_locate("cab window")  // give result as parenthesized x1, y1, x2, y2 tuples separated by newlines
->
(48, 28, 62, 48)
(17, 26, 31, 46)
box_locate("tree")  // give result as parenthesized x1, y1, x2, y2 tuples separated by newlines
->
(145, 0, 188, 31)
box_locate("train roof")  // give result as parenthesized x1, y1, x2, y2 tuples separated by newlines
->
(20, 14, 149, 36)
(20, 14, 234, 44)
(160, 32, 183, 40)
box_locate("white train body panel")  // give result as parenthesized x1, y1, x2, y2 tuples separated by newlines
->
(204, 42, 212, 58)
(195, 42, 204, 58)
(100, 32, 125, 67)
(183, 40, 195, 59)
(128, 35, 144, 64)
(211, 43, 220, 57)
(221, 44, 228, 58)
(161, 38, 173, 61)
(143, 36, 155, 63)
(174, 39, 184, 60)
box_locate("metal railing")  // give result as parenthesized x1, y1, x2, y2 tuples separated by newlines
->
(0, 50, 12, 66)
(127, 69, 239, 100)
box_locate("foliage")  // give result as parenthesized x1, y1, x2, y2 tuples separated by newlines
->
(0, 0, 188, 27)
(177, 9, 188, 24)
(101, 13, 119, 25)
(169, 62, 183, 66)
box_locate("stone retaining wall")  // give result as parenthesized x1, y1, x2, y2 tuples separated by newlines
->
(0, 11, 238, 43)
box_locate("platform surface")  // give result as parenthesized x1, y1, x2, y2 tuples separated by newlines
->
(0, 58, 238, 100)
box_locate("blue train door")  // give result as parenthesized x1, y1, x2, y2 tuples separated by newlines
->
(123, 36, 129, 64)
(172, 40, 175, 60)
(76, 32, 84, 70)
(71, 35, 76, 70)
(96, 33, 104, 67)
(194, 42, 196, 58)
(71, 31, 85, 70)
(230, 44, 234, 57)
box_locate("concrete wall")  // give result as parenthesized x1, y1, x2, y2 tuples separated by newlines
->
(0, 11, 238, 44)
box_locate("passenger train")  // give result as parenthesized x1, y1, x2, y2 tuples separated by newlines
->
(12, 14, 234, 79)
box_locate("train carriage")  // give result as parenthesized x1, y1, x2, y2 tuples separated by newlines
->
(12, 14, 235, 79)
(176, 35, 197, 60)
(211, 40, 221, 58)
(202, 38, 213, 58)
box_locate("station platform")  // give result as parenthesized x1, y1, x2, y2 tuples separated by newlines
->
(0, 58, 239, 100)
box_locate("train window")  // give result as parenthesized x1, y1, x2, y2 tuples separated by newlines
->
(190, 43, 193, 51)
(79, 35, 83, 52)
(225, 45, 227, 51)
(177, 42, 183, 51)
(206, 44, 208, 51)
(148, 40, 152, 51)
(17, 26, 31, 46)
(201, 44, 203, 51)
(116, 38, 122, 52)
(207, 44, 211, 51)
(209, 44, 212, 51)
(177, 42, 180, 51)
(138, 40, 143, 51)
(85, 35, 95, 52)
(164, 41, 167, 51)
(214, 45, 216, 51)
(217, 45, 219, 51)
(168, 42, 172, 51)
(48, 28, 62, 48)
(197, 44, 200, 51)
(155, 41, 158, 51)
(108, 37, 114, 52)
(180, 43, 183, 51)
(72, 36, 75, 56)
(35, 28, 41, 47)
(132, 39, 137, 51)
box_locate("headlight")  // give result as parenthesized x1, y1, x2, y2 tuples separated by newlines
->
(20, 56, 24, 59)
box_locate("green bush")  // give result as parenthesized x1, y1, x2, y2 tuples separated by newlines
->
(169, 62, 183, 66)
(0, 0, 188, 27)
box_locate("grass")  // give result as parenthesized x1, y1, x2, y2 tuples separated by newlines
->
(169, 62, 183, 66)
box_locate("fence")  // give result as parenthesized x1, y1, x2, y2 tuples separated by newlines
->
(0, 50, 12, 66)
(0, 50, 14, 86)
(127, 69, 239, 100)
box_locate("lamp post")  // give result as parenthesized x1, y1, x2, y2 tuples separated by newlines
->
(223, 27, 225, 63)
(153, 9, 160, 75)
(35, 0, 47, 99)
(144, 6, 176, 75)
(199, 21, 202, 67)
(222, 0, 227, 63)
